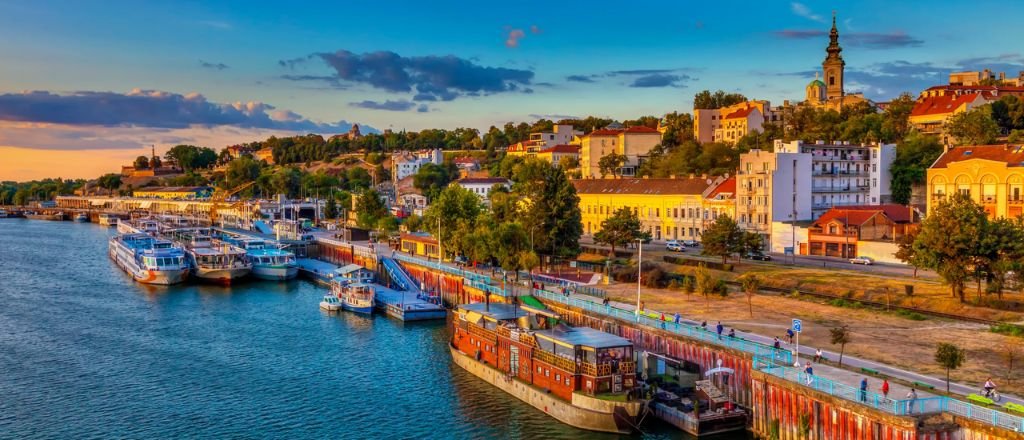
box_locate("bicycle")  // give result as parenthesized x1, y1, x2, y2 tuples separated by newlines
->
(984, 388, 1002, 402)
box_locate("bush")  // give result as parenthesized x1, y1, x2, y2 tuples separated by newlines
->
(992, 323, 1024, 337)
(895, 309, 928, 321)
(715, 280, 729, 296)
(662, 255, 733, 272)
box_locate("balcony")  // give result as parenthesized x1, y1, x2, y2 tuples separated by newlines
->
(580, 361, 613, 377)
(982, 196, 998, 205)
(1010, 199, 1024, 205)
(535, 349, 578, 373)
(931, 193, 946, 201)
(469, 324, 498, 342)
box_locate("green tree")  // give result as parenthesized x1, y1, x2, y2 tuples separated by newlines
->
(134, 155, 150, 170)
(526, 166, 582, 267)
(739, 273, 761, 317)
(324, 197, 339, 220)
(593, 207, 650, 257)
(224, 156, 262, 191)
(413, 163, 454, 201)
(97, 173, 122, 196)
(422, 185, 483, 257)
(830, 325, 851, 367)
(935, 342, 966, 393)
(945, 108, 1000, 146)
(914, 193, 988, 302)
(890, 132, 943, 205)
(694, 263, 716, 309)
(355, 189, 388, 229)
(271, 167, 303, 198)
(598, 152, 627, 178)
(693, 90, 747, 110)
(701, 214, 743, 264)
(13, 188, 29, 205)
(895, 230, 922, 277)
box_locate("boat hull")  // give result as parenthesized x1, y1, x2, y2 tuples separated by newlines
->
(342, 303, 374, 314)
(193, 267, 251, 284)
(319, 302, 341, 311)
(108, 237, 189, 286)
(251, 265, 298, 280)
(448, 344, 639, 435)
(26, 214, 64, 221)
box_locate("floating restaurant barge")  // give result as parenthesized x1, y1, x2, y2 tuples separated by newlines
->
(450, 302, 644, 434)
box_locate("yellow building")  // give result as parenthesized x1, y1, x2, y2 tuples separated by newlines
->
(927, 145, 1024, 219)
(399, 233, 440, 259)
(578, 126, 661, 178)
(573, 176, 735, 242)
(909, 92, 989, 140)
(535, 144, 579, 166)
(132, 186, 213, 200)
(693, 100, 776, 144)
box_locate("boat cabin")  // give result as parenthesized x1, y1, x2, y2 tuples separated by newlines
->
(452, 302, 637, 402)
(333, 264, 375, 285)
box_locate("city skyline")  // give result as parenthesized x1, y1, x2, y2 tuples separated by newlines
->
(3, 0, 1024, 180)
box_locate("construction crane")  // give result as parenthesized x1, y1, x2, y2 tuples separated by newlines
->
(209, 181, 256, 226)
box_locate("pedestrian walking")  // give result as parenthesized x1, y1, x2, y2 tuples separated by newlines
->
(906, 389, 918, 414)
(786, 328, 795, 344)
(804, 363, 814, 385)
(881, 379, 890, 400)
(660, 313, 667, 329)
(674, 313, 681, 329)
(716, 321, 724, 339)
(814, 348, 823, 363)
(860, 377, 868, 402)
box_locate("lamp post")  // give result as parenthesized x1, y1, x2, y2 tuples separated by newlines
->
(635, 237, 643, 322)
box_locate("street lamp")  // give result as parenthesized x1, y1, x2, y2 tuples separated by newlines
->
(635, 237, 643, 322)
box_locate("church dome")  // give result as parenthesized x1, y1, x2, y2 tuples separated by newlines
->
(807, 78, 825, 88)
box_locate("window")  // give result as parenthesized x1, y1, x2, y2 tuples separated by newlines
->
(555, 373, 560, 381)
(545, 369, 550, 377)
(564, 378, 570, 386)
(537, 366, 542, 373)
(829, 75, 835, 85)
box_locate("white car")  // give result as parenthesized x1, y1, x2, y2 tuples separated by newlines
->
(665, 240, 685, 252)
(849, 256, 874, 265)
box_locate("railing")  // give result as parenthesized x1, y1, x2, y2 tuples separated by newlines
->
(752, 356, 1024, 431)
(391, 252, 511, 297)
(533, 290, 792, 364)
(580, 361, 612, 377)
(468, 324, 497, 342)
(534, 349, 578, 373)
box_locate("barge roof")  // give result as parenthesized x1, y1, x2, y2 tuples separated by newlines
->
(459, 302, 525, 321)
(534, 325, 632, 349)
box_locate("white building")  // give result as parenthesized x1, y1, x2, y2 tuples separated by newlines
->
(455, 177, 511, 202)
(736, 140, 895, 251)
(392, 149, 443, 181)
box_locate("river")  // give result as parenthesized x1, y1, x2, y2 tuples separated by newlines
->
(0, 219, 701, 439)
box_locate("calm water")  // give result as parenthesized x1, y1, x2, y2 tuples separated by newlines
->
(0, 220, 699, 439)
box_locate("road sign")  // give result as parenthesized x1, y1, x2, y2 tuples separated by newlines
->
(792, 319, 802, 333)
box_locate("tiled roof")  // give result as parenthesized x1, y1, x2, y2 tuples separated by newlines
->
(538, 144, 580, 154)
(814, 209, 886, 227)
(584, 126, 661, 137)
(910, 93, 984, 117)
(931, 145, 1024, 169)
(571, 178, 713, 195)
(453, 157, 479, 164)
(831, 204, 917, 223)
(705, 176, 736, 200)
(135, 186, 212, 193)
(926, 85, 1024, 93)
(400, 233, 437, 244)
(723, 107, 758, 119)
(457, 177, 511, 185)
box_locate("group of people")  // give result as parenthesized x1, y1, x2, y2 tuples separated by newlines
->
(697, 320, 737, 339)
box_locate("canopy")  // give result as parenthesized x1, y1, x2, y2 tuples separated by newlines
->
(704, 367, 736, 377)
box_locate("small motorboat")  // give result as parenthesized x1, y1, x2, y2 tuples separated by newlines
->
(320, 294, 342, 312)
(73, 213, 89, 222)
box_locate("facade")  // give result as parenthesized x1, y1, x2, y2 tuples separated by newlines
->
(736, 140, 894, 250)
(399, 233, 440, 259)
(507, 124, 583, 158)
(578, 126, 661, 178)
(949, 69, 1024, 87)
(693, 101, 779, 144)
(927, 145, 1024, 219)
(536, 144, 580, 166)
(573, 176, 733, 242)
(254, 147, 275, 164)
(805, 208, 895, 258)
(909, 93, 989, 140)
(453, 157, 481, 171)
(455, 177, 511, 202)
(132, 186, 213, 200)
(392, 149, 443, 181)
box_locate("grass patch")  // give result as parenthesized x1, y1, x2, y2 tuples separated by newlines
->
(895, 309, 928, 321)
(991, 323, 1024, 337)
(828, 298, 864, 309)
(591, 392, 630, 402)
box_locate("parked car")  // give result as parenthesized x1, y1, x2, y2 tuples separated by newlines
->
(666, 240, 685, 252)
(849, 256, 874, 265)
(454, 255, 469, 266)
(682, 239, 700, 247)
(744, 252, 772, 261)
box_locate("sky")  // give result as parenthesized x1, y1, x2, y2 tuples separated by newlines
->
(3, 0, 1024, 181)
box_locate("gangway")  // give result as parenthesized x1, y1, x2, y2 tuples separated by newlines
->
(254, 220, 274, 235)
(379, 257, 424, 295)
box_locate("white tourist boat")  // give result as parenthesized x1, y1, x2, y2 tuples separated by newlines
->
(170, 229, 251, 284)
(118, 217, 160, 235)
(222, 236, 298, 280)
(97, 213, 119, 226)
(108, 233, 189, 285)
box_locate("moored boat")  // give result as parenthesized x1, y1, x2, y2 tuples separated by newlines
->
(73, 213, 89, 222)
(118, 217, 160, 235)
(332, 282, 374, 314)
(223, 237, 297, 280)
(171, 230, 251, 284)
(319, 294, 342, 311)
(450, 302, 645, 434)
(0, 209, 8, 218)
(97, 213, 119, 226)
(108, 233, 189, 285)
(25, 212, 64, 221)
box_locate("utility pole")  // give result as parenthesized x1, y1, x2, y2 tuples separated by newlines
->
(635, 238, 642, 322)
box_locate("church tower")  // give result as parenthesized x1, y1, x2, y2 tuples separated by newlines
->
(822, 12, 845, 100)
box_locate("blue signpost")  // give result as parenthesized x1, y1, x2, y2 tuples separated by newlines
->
(792, 318, 802, 365)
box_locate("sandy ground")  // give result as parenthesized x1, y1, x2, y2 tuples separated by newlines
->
(601, 280, 1024, 396)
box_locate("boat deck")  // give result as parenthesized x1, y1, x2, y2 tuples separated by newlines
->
(295, 258, 338, 285)
(372, 285, 445, 321)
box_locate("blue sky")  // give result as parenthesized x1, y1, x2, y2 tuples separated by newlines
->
(2, 0, 1024, 179)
